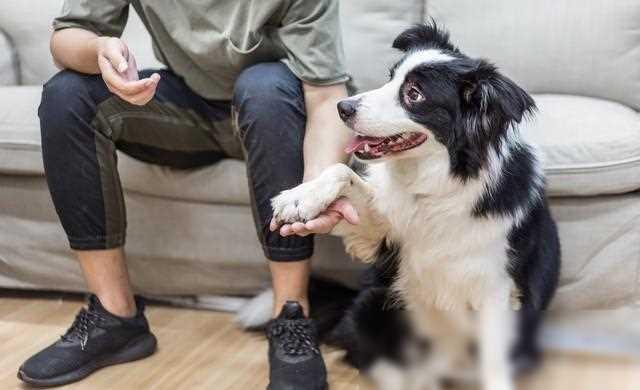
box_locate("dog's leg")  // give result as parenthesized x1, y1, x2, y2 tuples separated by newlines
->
(271, 163, 389, 261)
(271, 163, 370, 224)
(479, 287, 516, 390)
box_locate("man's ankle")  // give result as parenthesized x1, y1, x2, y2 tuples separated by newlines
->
(95, 293, 137, 318)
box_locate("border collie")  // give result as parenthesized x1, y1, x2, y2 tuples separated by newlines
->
(244, 22, 561, 390)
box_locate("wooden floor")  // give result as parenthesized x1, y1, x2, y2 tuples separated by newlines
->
(1, 291, 640, 390)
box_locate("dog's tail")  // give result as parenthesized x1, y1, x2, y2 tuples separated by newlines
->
(235, 276, 358, 340)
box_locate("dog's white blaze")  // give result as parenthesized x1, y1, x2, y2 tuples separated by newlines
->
(394, 49, 455, 81)
(350, 49, 454, 139)
(350, 82, 420, 138)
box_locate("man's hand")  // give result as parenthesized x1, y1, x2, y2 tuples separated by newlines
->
(270, 197, 359, 237)
(96, 37, 159, 105)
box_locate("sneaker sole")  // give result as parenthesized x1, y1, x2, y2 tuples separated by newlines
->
(18, 332, 157, 388)
(267, 381, 329, 390)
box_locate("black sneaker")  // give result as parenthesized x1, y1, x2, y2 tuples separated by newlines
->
(18, 295, 157, 387)
(266, 301, 328, 390)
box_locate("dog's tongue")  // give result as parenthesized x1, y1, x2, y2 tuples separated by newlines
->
(345, 135, 384, 154)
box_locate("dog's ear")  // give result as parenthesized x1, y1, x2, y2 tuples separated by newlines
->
(393, 20, 458, 53)
(461, 60, 536, 124)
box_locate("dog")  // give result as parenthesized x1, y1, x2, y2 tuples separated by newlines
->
(245, 22, 561, 390)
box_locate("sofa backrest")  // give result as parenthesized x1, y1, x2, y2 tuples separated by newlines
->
(2, 1, 639, 111)
(340, 0, 425, 93)
(428, 0, 640, 111)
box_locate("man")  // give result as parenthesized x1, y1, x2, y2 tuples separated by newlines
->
(18, 1, 359, 388)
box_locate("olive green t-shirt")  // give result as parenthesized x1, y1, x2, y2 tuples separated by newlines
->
(53, 0, 349, 100)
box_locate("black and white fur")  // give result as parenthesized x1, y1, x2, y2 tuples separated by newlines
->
(242, 23, 560, 390)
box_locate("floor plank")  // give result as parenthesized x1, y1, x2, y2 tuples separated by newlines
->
(1, 291, 639, 389)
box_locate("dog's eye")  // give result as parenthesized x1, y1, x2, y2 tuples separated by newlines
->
(406, 86, 424, 103)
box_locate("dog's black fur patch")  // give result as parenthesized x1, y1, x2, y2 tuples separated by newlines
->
(394, 23, 536, 181)
(324, 242, 427, 371)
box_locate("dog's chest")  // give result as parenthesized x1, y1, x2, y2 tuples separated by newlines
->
(370, 169, 511, 310)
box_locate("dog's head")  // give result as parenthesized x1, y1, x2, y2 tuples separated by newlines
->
(339, 22, 535, 178)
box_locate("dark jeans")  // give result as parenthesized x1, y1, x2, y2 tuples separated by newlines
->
(39, 62, 313, 261)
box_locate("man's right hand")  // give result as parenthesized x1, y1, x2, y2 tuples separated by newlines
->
(96, 37, 160, 105)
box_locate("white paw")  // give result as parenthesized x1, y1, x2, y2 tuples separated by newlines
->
(271, 181, 339, 224)
(271, 164, 352, 224)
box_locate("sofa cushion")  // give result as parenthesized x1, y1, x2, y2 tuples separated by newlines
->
(428, 0, 640, 111)
(0, 29, 19, 86)
(522, 95, 640, 197)
(339, 0, 424, 93)
(2, 88, 638, 200)
(0, 86, 42, 175)
(119, 155, 250, 206)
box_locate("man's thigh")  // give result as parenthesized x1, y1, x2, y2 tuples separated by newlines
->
(97, 69, 242, 168)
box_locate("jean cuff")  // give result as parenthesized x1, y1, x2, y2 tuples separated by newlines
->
(262, 243, 314, 262)
(68, 233, 125, 251)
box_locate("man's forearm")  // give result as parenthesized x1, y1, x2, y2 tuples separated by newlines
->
(302, 83, 350, 182)
(50, 28, 103, 74)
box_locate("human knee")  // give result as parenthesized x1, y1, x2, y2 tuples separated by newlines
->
(233, 63, 305, 147)
(39, 70, 102, 143)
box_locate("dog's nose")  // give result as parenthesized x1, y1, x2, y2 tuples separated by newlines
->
(337, 99, 358, 121)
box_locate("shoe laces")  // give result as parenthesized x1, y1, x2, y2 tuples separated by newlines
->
(269, 319, 320, 356)
(61, 307, 104, 351)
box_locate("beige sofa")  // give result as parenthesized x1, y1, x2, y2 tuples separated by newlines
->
(1, 0, 639, 353)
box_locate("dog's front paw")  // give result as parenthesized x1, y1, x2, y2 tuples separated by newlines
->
(271, 164, 354, 226)
(271, 182, 334, 225)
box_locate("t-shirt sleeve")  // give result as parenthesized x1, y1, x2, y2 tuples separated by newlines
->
(53, 0, 130, 37)
(276, 0, 350, 86)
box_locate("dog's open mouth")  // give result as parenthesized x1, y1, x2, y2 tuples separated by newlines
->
(345, 132, 428, 159)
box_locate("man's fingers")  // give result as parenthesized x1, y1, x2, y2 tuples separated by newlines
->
(274, 211, 341, 236)
(101, 68, 149, 97)
(279, 224, 294, 237)
(290, 222, 312, 236)
(272, 198, 358, 237)
(305, 211, 342, 234)
(102, 38, 129, 73)
(103, 76, 156, 98)
(328, 198, 360, 225)
(276, 221, 315, 237)
(123, 74, 160, 105)
(269, 218, 279, 232)
(99, 56, 154, 97)
(123, 51, 140, 82)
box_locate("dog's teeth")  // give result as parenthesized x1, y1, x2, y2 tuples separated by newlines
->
(364, 144, 370, 152)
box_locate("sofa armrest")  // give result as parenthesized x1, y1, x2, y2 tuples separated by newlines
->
(0, 27, 21, 86)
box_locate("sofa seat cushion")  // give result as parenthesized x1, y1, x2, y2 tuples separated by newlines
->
(2, 88, 638, 201)
(522, 95, 640, 196)
(0, 86, 42, 175)
(118, 155, 251, 206)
